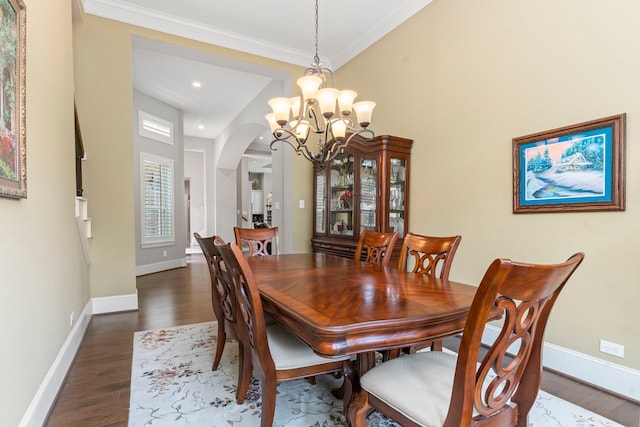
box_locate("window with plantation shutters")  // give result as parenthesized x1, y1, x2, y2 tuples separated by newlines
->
(141, 153, 174, 246)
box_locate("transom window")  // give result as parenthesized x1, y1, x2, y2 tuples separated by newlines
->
(139, 110, 174, 145)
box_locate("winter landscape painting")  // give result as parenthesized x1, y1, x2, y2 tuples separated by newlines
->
(513, 114, 625, 213)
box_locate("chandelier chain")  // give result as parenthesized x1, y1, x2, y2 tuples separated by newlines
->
(313, 0, 320, 66)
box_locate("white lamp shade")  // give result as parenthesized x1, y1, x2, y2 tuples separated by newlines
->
(353, 101, 376, 127)
(290, 96, 302, 119)
(337, 90, 357, 115)
(265, 113, 279, 132)
(290, 119, 310, 142)
(316, 88, 339, 119)
(268, 97, 291, 125)
(297, 75, 322, 102)
(331, 119, 347, 140)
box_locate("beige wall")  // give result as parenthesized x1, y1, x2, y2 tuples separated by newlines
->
(337, 0, 640, 369)
(73, 13, 311, 299)
(0, 0, 91, 425)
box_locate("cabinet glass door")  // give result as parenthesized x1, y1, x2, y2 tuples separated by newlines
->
(360, 157, 377, 235)
(389, 158, 406, 237)
(314, 172, 326, 234)
(329, 153, 354, 236)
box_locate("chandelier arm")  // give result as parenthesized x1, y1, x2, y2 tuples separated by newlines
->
(270, 128, 375, 168)
(320, 125, 335, 163)
(269, 130, 318, 164)
(325, 128, 376, 164)
(307, 105, 324, 133)
(320, 66, 336, 88)
(315, 123, 341, 165)
(345, 128, 375, 145)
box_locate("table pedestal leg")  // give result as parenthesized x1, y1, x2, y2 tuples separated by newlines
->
(337, 352, 376, 416)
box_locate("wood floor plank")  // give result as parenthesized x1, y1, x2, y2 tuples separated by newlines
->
(45, 254, 639, 427)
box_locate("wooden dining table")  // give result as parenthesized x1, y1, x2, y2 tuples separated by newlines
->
(247, 252, 481, 376)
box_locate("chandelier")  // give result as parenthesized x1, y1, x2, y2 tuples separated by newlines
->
(265, 0, 375, 168)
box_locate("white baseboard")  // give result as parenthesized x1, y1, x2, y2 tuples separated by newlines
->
(18, 301, 93, 427)
(92, 293, 138, 314)
(135, 257, 187, 276)
(482, 325, 640, 401)
(19, 293, 139, 427)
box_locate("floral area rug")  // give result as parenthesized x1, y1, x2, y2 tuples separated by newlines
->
(129, 322, 623, 427)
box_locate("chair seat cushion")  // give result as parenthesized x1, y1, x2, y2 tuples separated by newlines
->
(267, 323, 350, 370)
(360, 351, 457, 427)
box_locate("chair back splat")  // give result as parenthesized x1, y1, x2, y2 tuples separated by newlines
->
(354, 230, 399, 266)
(398, 232, 462, 279)
(234, 226, 279, 256)
(193, 233, 235, 371)
(348, 252, 584, 427)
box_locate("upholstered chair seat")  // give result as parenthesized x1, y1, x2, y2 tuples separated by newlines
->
(267, 322, 351, 370)
(360, 351, 461, 426)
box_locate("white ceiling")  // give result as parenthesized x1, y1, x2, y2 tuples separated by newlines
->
(80, 0, 432, 169)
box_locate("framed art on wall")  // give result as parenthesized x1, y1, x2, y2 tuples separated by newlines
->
(513, 114, 626, 213)
(0, 0, 26, 199)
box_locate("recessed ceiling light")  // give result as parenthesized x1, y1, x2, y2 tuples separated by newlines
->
(192, 81, 201, 88)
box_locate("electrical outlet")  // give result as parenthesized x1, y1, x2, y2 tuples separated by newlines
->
(70, 311, 75, 326)
(600, 339, 624, 358)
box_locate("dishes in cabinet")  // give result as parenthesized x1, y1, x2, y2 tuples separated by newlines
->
(390, 159, 406, 183)
(330, 169, 339, 186)
(390, 187, 404, 210)
(390, 214, 404, 236)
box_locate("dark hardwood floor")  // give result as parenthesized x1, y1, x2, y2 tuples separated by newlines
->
(45, 253, 639, 426)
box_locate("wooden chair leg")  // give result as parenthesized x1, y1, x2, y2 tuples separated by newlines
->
(261, 376, 277, 427)
(236, 341, 252, 404)
(212, 325, 226, 370)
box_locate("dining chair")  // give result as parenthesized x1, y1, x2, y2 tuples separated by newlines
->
(386, 232, 462, 357)
(398, 232, 462, 279)
(217, 242, 353, 426)
(234, 226, 279, 256)
(354, 230, 399, 266)
(348, 252, 584, 427)
(193, 233, 237, 371)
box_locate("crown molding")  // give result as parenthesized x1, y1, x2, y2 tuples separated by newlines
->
(80, 0, 433, 69)
(80, 0, 315, 67)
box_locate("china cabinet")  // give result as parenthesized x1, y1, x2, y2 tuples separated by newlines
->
(311, 134, 412, 260)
